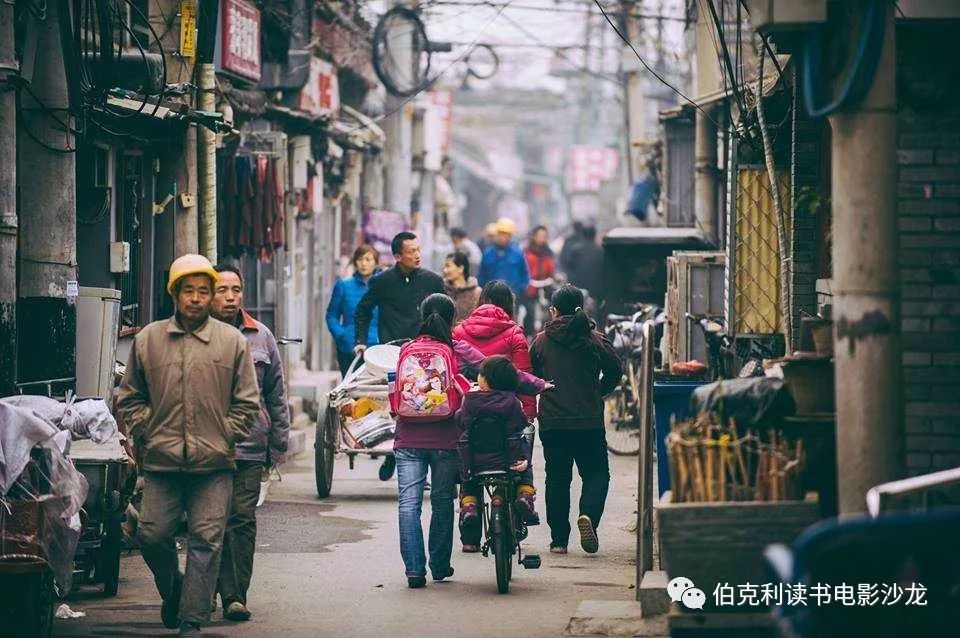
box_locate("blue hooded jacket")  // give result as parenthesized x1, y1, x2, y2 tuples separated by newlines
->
(478, 242, 530, 296)
(326, 272, 379, 354)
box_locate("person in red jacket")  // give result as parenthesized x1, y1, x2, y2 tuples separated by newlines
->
(522, 225, 557, 336)
(453, 280, 536, 420)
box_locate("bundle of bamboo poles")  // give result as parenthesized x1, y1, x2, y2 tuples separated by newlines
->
(666, 413, 805, 503)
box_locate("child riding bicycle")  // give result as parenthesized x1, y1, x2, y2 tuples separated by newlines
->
(456, 356, 541, 553)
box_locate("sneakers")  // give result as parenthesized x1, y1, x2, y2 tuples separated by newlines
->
(432, 566, 454, 582)
(577, 514, 599, 554)
(178, 621, 201, 638)
(461, 544, 480, 553)
(407, 575, 427, 588)
(161, 572, 184, 629)
(549, 544, 568, 554)
(224, 601, 252, 622)
(515, 493, 540, 525)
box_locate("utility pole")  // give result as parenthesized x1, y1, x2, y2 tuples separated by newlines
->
(159, 0, 199, 256)
(622, 0, 644, 185)
(693, 0, 718, 244)
(830, 1, 901, 514)
(17, 0, 77, 385)
(199, 63, 217, 262)
(383, 1, 413, 220)
(0, 0, 17, 395)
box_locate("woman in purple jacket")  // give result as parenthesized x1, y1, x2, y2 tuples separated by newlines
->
(395, 294, 545, 589)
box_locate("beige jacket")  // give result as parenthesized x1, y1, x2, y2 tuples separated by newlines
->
(116, 316, 261, 473)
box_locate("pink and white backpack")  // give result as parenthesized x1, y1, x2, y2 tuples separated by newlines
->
(390, 337, 469, 422)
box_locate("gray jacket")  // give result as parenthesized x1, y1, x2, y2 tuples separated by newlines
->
(236, 309, 290, 464)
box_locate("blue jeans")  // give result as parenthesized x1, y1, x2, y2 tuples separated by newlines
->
(395, 448, 459, 578)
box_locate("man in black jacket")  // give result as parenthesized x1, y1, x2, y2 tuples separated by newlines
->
(354, 232, 445, 352)
(353, 232, 444, 481)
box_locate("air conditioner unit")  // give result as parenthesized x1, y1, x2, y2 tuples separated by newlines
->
(75, 287, 121, 401)
(665, 251, 726, 369)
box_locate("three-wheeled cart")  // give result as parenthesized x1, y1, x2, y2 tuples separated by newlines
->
(70, 437, 129, 596)
(315, 346, 400, 498)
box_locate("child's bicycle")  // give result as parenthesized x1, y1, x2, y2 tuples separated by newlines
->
(475, 470, 541, 594)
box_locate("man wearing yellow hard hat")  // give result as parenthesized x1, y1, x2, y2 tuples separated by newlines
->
(477, 217, 530, 299)
(117, 254, 260, 638)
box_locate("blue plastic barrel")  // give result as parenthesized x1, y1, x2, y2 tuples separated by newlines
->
(652, 381, 707, 497)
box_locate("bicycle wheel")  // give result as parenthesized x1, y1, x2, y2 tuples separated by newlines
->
(604, 386, 640, 455)
(491, 509, 512, 594)
(315, 406, 337, 498)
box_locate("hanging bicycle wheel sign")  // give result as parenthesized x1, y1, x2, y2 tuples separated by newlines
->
(372, 6, 433, 98)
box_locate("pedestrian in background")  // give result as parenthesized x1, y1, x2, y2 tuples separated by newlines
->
(354, 232, 445, 352)
(558, 220, 584, 279)
(117, 254, 260, 638)
(478, 217, 529, 298)
(326, 244, 380, 377)
(210, 264, 290, 623)
(530, 284, 621, 556)
(443, 251, 481, 325)
(449, 227, 481, 276)
(522, 225, 557, 335)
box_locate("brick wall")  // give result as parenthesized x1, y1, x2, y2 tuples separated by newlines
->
(897, 58, 960, 474)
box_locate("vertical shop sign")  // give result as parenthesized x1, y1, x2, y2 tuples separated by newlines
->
(179, 1, 197, 59)
(218, 0, 261, 82)
(299, 59, 340, 117)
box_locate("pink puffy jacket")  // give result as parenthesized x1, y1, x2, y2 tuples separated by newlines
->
(452, 304, 536, 419)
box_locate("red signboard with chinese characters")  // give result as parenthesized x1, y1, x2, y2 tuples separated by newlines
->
(219, 0, 261, 82)
(299, 58, 340, 117)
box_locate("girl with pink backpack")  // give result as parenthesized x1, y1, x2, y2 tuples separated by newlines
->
(392, 293, 546, 589)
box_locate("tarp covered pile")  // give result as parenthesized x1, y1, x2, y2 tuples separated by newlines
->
(0, 395, 120, 592)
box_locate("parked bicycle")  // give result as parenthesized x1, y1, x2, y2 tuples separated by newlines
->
(603, 304, 659, 455)
(475, 470, 541, 594)
(684, 314, 772, 379)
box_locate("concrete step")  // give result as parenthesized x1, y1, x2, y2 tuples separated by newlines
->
(565, 601, 668, 637)
(285, 428, 309, 460)
(288, 395, 305, 419)
(290, 411, 312, 431)
(638, 570, 670, 617)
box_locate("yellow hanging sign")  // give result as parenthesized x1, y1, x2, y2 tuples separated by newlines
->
(179, 0, 197, 59)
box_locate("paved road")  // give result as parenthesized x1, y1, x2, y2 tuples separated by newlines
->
(54, 434, 639, 638)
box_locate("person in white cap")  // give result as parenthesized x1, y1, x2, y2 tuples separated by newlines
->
(116, 254, 260, 638)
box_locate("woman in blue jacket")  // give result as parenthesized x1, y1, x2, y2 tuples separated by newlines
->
(327, 244, 380, 376)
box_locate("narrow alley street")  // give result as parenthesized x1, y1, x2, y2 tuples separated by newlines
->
(53, 439, 639, 638)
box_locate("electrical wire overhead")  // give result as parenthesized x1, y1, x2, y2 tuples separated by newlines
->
(590, 0, 721, 129)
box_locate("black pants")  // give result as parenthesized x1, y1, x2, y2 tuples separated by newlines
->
(337, 349, 358, 377)
(540, 428, 610, 547)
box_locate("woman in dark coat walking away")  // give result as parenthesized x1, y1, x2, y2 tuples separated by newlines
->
(530, 285, 621, 555)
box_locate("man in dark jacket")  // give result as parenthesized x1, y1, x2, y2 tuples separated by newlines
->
(354, 232, 445, 352)
(210, 265, 289, 622)
(530, 285, 621, 554)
